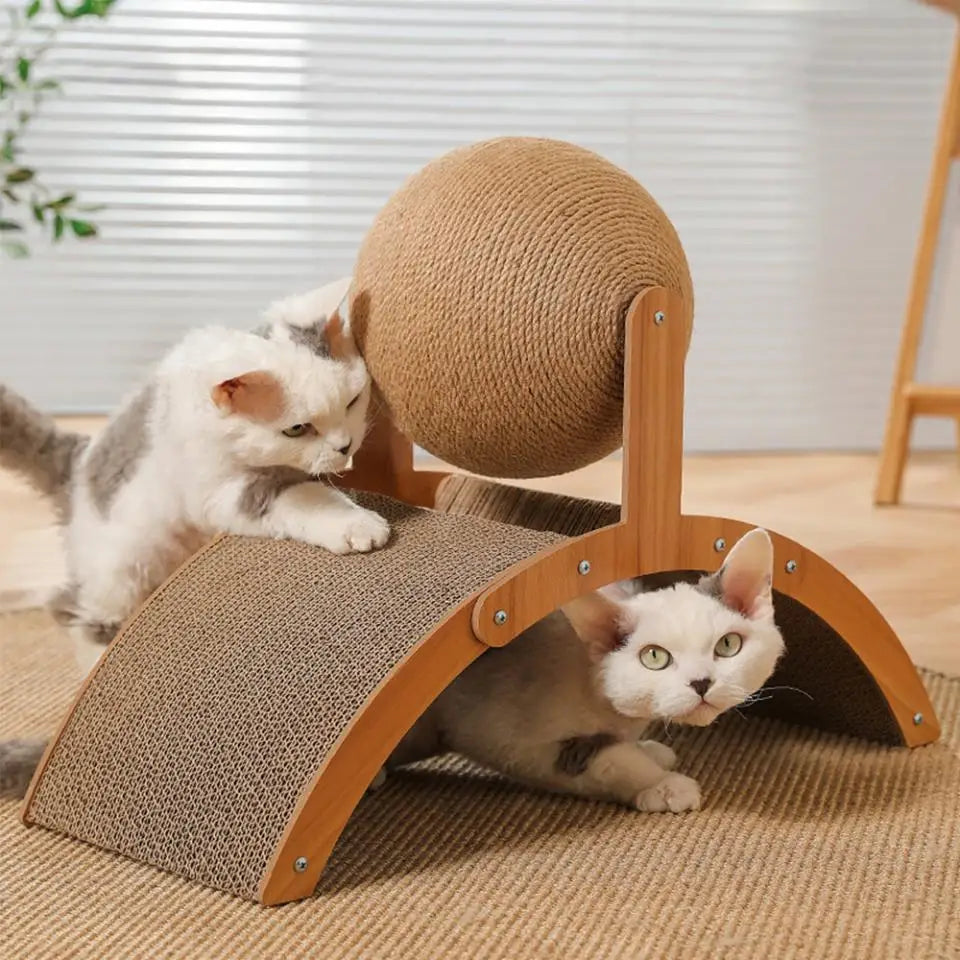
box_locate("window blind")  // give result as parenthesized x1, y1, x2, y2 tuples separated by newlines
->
(0, 0, 954, 452)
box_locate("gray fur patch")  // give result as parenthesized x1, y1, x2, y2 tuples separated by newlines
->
(49, 585, 117, 644)
(555, 733, 617, 777)
(0, 384, 87, 515)
(697, 571, 723, 602)
(0, 738, 47, 798)
(239, 466, 312, 519)
(287, 320, 330, 357)
(49, 582, 79, 625)
(86, 621, 118, 645)
(85, 383, 155, 516)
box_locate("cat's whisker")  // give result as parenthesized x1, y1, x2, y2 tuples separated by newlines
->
(757, 684, 814, 701)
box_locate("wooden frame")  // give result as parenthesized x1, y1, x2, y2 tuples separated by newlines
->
(257, 286, 938, 905)
(875, 16, 960, 504)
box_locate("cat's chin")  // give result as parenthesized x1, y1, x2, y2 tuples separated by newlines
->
(675, 702, 721, 727)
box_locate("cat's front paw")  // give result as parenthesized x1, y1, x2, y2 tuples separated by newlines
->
(638, 740, 677, 770)
(322, 509, 390, 554)
(635, 772, 701, 813)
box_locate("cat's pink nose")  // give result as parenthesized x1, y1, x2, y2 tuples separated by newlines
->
(689, 678, 712, 698)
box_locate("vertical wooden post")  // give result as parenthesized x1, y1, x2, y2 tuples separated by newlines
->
(875, 27, 960, 504)
(338, 399, 449, 507)
(620, 287, 688, 570)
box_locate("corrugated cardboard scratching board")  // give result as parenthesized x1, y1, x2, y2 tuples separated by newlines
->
(23, 137, 939, 905)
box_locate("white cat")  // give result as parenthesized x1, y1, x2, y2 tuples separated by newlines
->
(0, 293, 389, 682)
(388, 529, 784, 812)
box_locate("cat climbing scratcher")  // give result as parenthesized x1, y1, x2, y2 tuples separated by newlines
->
(23, 138, 938, 905)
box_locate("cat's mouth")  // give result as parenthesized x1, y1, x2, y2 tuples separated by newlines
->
(676, 701, 720, 727)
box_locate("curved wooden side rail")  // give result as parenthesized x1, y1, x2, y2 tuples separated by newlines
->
(259, 603, 485, 904)
(679, 515, 939, 746)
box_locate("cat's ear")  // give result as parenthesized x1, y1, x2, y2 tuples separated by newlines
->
(562, 591, 629, 661)
(704, 528, 774, 620)
(211, 370, 286, 422)
(324, 310, 356, 361)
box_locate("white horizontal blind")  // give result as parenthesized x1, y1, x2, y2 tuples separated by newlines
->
(0, 0, 955, 452)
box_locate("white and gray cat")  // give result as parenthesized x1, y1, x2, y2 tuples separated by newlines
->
(0, 288, 389, 796)
(386, 528, 784, 812)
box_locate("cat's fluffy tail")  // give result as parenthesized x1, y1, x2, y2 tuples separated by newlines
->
(0, 738, 46, 798)
(0, 384, 87, 498)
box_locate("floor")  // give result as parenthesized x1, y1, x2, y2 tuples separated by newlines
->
(2, 417, 958, 673)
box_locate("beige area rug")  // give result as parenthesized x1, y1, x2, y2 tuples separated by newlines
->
(2, 608, 959, 960)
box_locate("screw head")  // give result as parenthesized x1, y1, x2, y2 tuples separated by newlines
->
(577, 559, 591, 575)
(493, 609, 508, 626)
(294, 856, 308, 873)
(785, 560, 797, 574)
(913, 712, 923, 726)
(653, 310, 665, 325)
(713, 537, 726, 552)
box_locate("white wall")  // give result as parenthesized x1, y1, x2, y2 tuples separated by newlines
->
(1, 0, 957, 453)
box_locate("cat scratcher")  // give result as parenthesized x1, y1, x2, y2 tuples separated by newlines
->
(23, 140, 938, 906)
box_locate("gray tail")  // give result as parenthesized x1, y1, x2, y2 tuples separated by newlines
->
(0, 738, 46, 798)
(0, 384, 87, 499)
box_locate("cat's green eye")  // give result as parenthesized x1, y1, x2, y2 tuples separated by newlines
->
(639, 645, 672, 671)
(282, 423, 313, 438)
(714, 632, 743, 658)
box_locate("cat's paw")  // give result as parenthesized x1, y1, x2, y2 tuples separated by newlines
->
(635, 773, 701, 813)
(638, 740, 677, 770)
(323, 509, 390, 554)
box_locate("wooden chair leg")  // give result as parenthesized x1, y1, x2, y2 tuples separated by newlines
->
(875, 28, 960, 504)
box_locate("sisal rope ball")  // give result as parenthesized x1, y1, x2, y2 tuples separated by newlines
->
(350, 137, 693, 478)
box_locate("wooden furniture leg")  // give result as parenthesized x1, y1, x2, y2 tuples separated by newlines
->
(875, 23, 960, 504)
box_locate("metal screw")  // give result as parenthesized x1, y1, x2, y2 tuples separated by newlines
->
(785, 560, 797, 574)
(713, 537, 726, 552)
(577, 560, 591, 575)
(493, 609, 508, 626)
(653, 311, 665, 325)
(294, 856, 308, 873)
(913, 712, 923, 726)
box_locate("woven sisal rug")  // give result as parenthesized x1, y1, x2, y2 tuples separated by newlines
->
(2, 608, 958, 959)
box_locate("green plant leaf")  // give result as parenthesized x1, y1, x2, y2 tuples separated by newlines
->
(5, 167, 34, 184)
(1, 189, 18, 202)
(69, 218, 97, 237)
(0, 219, 23, 231)
(75, 202, 105, 213)
(0, 138, 14, 163)
(26, 0, 42, 19)
(55, 0, 115, 18)
(49, 192, 75, 209)
(0, 77, 8, 98)
(53, 212, 64, 239)
(17, 58, 30, 82)
(37, 79, 62, 92)
(32, 202, 45, 223)
(1, 240, 29, 258)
